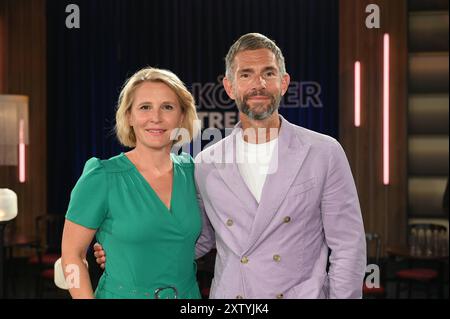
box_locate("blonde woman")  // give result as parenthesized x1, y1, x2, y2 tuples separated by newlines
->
(61, 67, 201, 299)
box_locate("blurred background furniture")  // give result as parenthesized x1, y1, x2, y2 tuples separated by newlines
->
(363, 233, 386, 298)
(387, 223, 448, 298)
(3, 224, 37, 298)
(27, 214, 64, 298)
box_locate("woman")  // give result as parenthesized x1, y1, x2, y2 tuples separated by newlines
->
(61, 67, 201, 299)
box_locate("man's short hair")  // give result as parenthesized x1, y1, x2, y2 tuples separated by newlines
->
(225, 33, 286, 80)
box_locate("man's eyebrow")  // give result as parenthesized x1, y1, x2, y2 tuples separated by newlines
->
(262, 66, 278, 72)
(237, 68, 254, 73)
(237, 66, 278, 73)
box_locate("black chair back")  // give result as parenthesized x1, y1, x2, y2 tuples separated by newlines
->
(366, 232, 381, 265)
(35, 214, 65, 254)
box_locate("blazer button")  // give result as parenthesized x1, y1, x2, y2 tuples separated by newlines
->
(240, 256, 249, 264)
(283, 216, 291, 223)
(226, 219, 234, 226)
(273, 254, 281, 262)
(276, 293, 284, 299)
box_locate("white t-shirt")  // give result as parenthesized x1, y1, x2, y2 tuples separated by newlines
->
(236, 130, 278, 203)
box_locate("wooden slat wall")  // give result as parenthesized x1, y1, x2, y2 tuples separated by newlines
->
(0, 10, 6, 92)
(339, 0, 408, 253)
(0, 0, 47, 248)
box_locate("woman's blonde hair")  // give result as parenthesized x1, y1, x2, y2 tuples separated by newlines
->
(115, 67, 199, 147)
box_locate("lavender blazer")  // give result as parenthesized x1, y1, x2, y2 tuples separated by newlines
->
(194, 116, 366, 299)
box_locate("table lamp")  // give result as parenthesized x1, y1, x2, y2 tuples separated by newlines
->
(0, 95, 29, 183)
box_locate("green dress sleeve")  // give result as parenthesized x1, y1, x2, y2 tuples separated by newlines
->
(66, 157, 108, 229)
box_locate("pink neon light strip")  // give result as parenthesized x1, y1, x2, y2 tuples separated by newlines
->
(383, 34, 390, 185)
(19, 119, 26, 183)
(354, 61, 361, 127)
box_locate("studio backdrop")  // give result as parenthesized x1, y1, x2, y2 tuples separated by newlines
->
(47, 0, 339, 214)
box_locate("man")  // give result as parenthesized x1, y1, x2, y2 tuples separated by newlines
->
(95, 33, 366, 299)
(193, 33, 366, 299)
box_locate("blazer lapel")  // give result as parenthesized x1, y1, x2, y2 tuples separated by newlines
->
(212, 128, 259, 213)
(243, 117, 311, 253)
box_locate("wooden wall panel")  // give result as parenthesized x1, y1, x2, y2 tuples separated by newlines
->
(339, 0, 408, 254)
(0, 0, 47, 251)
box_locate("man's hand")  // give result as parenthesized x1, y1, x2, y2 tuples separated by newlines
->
(93, 243, 106, 269)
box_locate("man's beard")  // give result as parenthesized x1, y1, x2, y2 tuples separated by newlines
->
(235, 89, 282, 121)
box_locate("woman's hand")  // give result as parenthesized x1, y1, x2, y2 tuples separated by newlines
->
(93, 242, 106, 269)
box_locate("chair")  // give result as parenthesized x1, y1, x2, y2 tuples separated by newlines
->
(28, 214, 65, 298)
(363, 233, 386, 298)
(394, 223, 448, 299)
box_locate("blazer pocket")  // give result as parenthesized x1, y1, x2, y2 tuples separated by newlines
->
(287, 178, 316, 197)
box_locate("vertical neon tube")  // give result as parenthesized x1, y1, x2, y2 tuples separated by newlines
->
(354, 61, 361, 127)
(383, 34, 390, 185)
(19, 119, 26, 183)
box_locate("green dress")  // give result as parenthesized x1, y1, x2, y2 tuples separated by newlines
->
(65, 152, 202, 299)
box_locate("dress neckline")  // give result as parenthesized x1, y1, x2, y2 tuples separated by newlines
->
(119, 152, 176, 214)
